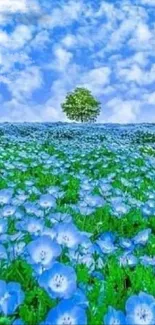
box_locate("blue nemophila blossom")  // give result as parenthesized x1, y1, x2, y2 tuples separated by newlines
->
(133, 229, 152, 246)
(78, 254, 96, 272)
(77, 203, 95, 216)
(42, 227, 56, 240)
(24, 202, 43, 217)
(146, 199, 155, 209)
(42, 299, 87, 325)
(119, 237, 134, 251)
(99, 181, 112, 196)
(49, 212, 72, 224)
(9, 242, 26, 260)
(119, 252, 138, 267)
(111, 201, 130, 218)
(12, 194, 28, 206)
(67, 237, 94, 267)
(48, 186, 64, 199)
(0, 189, 13, 205)
(27, 186, 40, 196)
(26, 235, 61, 270)
(142, 204, 153, 218)
(96, 232, 117, 254)
(12, 319, 24, 325)
(126, 292, 155, 325)
(16, 217, 44, 237)
(68, 288, 89, 309)
(25, 180, 35, 187)
(9, 232, 24, 242)
(1, 205, 16, 218)
(83, 194, 104, 208)
(92, 270, 105, 281)
(0, 219, 8, 234)
(14, 210, 25, 221)
(54, 222, 82, 249)
(0, 244, 7, 260)
(38, 194, 56, 210)
(80, 181, 93, 192)
(38, 262, 77, 299)
(104, 306, 126, 325)
(140, 255, 155, 267)
(0, 280, 25, 315)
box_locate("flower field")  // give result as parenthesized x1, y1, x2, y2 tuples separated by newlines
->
(0, 123, 155, 325)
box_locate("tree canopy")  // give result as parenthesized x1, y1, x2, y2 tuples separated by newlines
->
(61, 87, 101, 123)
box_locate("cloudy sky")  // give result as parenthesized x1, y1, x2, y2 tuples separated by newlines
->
(0, 0, 155, 123)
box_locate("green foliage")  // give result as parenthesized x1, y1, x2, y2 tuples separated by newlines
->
(76, 264, 90, 284)
(87, 258, 155, 325)
(0, 317, 12, 325)
(0, 259, 36, 290)
(73, 206, 149, 238)
(19, 287, 57, 325)
(61, 87, 101, 122)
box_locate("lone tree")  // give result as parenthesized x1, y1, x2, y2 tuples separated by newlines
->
(61, 87, 101, 123)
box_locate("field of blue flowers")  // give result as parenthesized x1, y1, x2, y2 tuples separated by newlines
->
(0, 123, 155, 325)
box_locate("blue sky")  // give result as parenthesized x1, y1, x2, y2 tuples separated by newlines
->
(0, 0, 155, 123)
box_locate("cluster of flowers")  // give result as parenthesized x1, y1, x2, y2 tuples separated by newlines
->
(0, 123, 154, 324)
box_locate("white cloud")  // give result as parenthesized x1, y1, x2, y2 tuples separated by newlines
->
(46, 46, 73, 72)
(106, 98, 141, 123)
(1, 66, 43, 100)
(39, 1, 84, 29)
(79, 67, 111, 95)
(61, 34, 77, 49)
(118, 64, 155, 85)
(140, 0, 155, 6)
(0, 0, 155, 123)
(118, 64, 143, 84)
(0, 24, 33, 50)
(0, 0, 39, 14)
(0, 52, 32, 73)
(135, 23, 152, 42)
(143, 91, 155, 104)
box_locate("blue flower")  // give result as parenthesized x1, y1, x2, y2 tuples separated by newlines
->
(83, 194, 104, 208)
(142, 204, 153, 218)
(0, 220, 8, 234)
(42, 299, 87, 325)
(1, 205, 16, 218)
(26, 235, 61, 269)
(133, 229, 152, 246)
(119, 252, 138, 267)
(0, 244, 7, 260)
(48, 186, 64, 199)
(78, 203, 95, 216)
(12, 319, 24, 325)
(0, 189, 13, 205)
(54, 222, 82, 249)
(119, 237, 134, 251)
(126, 292, 155, 325)
(67, 288, 88, 309)
(0, 280, 25, 316)
(104, 306, 126, 325)
(96, 232, 117, 254)
(42, 227, 56, 240)
(91, 271, 105, 281)
(16, 217, 44, 237)
(140, 255, 155, 267)
(49, 212, 72, 224)
(112, 201, 130, 218)
(38, 194, 56, 210)
(38, 262, 77, 299)
(9, 241, 26, 260)
(24, 202, 43, 217)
